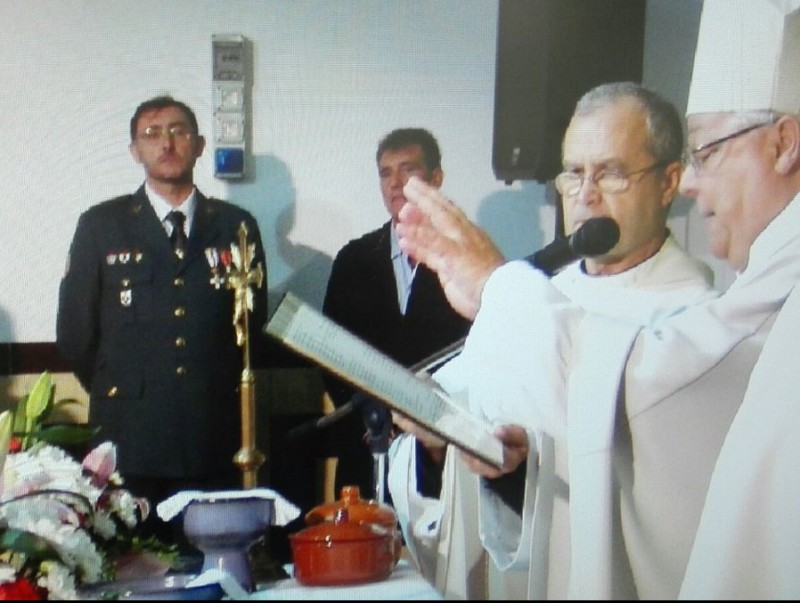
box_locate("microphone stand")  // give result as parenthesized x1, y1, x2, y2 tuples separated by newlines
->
(362, 399, 392, 504)
(360, 337, 468, 503)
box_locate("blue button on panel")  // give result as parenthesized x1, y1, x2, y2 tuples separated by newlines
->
(215, 147, 245, 178)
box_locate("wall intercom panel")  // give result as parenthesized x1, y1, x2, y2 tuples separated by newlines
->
(212, 34, 248, 179)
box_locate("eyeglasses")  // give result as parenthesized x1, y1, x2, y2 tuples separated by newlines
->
(137, 124, 194, 143)
(683, 121, 774, 174)
(554, 161, 667, 197)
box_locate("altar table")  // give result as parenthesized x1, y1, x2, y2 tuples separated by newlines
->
(249, 560, 442, 600)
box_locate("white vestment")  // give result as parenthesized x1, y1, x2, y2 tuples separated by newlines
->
(389, 235, 715, 599)
(467, 193, 800, 599)
(679, 280, 800, 599)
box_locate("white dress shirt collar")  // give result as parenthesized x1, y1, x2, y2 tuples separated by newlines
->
(146, 182, 198, 236)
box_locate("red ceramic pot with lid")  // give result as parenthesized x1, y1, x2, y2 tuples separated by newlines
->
(305, 485, 402, 565)
(305, 485, 397, 532)
(289, 508, 395, 586)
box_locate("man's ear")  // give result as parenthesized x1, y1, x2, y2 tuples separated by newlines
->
(660, 161, 683, 209)
(430, 167, 444, 188)
(129, 142, 142, 165)
(194, 134, 206, 159)
(774, 115, 800, 175)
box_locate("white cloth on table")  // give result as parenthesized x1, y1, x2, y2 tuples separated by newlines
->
(156, 488, 301, 525)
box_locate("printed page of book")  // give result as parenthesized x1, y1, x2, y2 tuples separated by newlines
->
(265, 293, 504, 469)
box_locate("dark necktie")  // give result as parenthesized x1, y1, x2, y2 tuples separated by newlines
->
(166, 211, 187, 257)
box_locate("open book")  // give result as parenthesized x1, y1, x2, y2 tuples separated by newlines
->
(264, 293, 504, 469)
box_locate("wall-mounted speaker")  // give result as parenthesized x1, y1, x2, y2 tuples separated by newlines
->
(493, 0, 646, 184)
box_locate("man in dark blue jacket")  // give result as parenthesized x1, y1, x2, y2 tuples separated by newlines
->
(56, 96, 269, 541)
(322, 128, 472, 501)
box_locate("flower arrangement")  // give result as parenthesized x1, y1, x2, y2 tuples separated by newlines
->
(0, 372, 168, 600)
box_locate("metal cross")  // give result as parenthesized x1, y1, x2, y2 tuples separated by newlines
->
(226, 222, 265, 356)
(225, 221, 266, 489)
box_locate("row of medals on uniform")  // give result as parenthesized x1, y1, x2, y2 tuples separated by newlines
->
(108, 246, 235, 308)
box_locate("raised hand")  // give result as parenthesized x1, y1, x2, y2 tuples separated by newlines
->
(397, 176, 505, 320)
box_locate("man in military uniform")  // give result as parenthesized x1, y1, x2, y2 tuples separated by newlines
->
(56, 96, 268, 541)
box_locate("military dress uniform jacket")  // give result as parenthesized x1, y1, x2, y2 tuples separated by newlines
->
(56, 186, 268, 479)
(322, 221, 472, 496)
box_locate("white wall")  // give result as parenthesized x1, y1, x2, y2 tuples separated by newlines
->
(0, 0, 711, 343)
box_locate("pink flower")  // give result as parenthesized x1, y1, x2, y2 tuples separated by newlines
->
(81, 442, 117, 487)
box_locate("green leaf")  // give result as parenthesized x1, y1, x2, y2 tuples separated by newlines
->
(0, 410, 13, 446)
(25, 371, 53, 423)
(13, 394, 29, 434)
(0, 528, 61, 561)
(0, 410, 13, 475)
(34, 424, 101, 447)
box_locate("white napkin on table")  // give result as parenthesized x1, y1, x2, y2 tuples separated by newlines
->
(156, 488, 301, 525)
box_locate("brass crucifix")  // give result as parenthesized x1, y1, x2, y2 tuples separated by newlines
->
(226, 221, 267, 489)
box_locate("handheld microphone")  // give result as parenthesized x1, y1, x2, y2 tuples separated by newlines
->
(527, 217, 620, 276)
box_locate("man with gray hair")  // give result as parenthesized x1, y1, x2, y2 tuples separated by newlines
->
(395, 0, 800, 597)
(676, 0, 800, 597)
(389, 81, 716, 599)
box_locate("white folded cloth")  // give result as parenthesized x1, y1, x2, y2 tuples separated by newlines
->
(156, 488, 301, 525)
(187, 569, 249, 599)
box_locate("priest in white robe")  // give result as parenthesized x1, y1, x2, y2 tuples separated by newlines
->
(395, 1, 800, 596)
(388, 82, 716, 599)
(676, 0, 800, 598)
